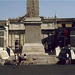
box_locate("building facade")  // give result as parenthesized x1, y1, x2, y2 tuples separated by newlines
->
(0, 0, 75, 54)
(0, 17, 74, 52)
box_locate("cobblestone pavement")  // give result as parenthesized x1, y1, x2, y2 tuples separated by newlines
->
(0, 65, 75, 75)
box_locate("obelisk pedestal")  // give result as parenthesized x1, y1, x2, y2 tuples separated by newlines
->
(22, 18, 46, 55)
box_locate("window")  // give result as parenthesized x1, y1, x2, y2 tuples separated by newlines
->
(15, 35, 19, 39)
(49, 23, 54, 28)
(62, 24, 65, 28)
(44, 34, 48, 38)
(14, 24, 20, 27)
(43, 23, 48, 27)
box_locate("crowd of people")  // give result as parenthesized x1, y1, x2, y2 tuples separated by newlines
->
(14, 53, 34, 65)
(14, 53, 28, 65)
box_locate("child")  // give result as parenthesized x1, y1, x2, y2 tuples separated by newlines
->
(15, 53, 19, 65)
(23, 54, 27, 65)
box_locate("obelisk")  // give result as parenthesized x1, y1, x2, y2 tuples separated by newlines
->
(22, 0, 46, 55)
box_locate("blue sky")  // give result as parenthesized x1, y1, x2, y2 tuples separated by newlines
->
(0, 0, 75, 20)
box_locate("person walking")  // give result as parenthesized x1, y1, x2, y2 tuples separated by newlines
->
(6, 47, 10, 56)
(65, 53, 70, 64)
(23, 54, 27, 65)
(15, 53, 19, 65)
(18, 54, 22, 65)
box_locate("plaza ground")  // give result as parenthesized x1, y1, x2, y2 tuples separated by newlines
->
(0, 65, 75, 75)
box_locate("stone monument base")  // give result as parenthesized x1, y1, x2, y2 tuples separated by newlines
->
(27, 55, 59, 65)
(22, 43, 48, 55)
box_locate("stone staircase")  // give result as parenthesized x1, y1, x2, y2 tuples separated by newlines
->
(27, 55, 59, 65)
(22, 46, 61, 65)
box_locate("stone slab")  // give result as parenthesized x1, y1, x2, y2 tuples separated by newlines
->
(27, 55, 59, 65)
(55, 46, 61, 56)
(22, 43, 48, 55)
(0, 47, 15, 60)
(25, 17, 41, 21)
(71, 50, 75, 59)
(24, 18, 42, 24)
(25, 25, 41, 43)
(0, 48, 9, 59)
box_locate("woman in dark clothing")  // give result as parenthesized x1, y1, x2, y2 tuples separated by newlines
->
(19, 54, 22, 65)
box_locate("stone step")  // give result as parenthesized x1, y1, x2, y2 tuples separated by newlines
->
(22, 43, 45, 55)
(23, 52, 48, 55)
(27, 55, 59, 65)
